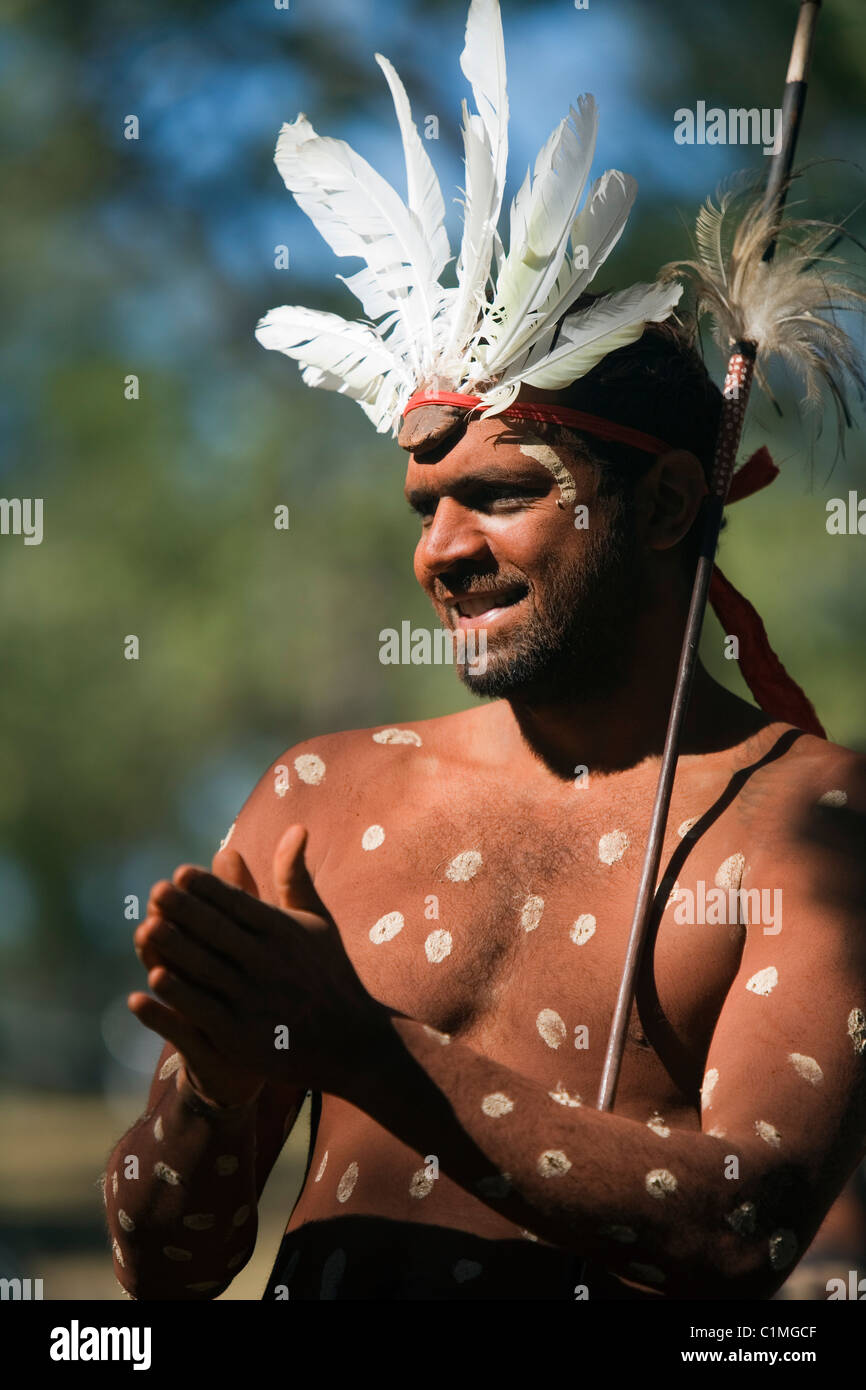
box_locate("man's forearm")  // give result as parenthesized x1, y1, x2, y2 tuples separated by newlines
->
(104, 1058, 261, 1300)
(340, 1016, 780, 1298)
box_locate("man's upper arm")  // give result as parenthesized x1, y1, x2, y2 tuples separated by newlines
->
(698, 773, 866, 1276)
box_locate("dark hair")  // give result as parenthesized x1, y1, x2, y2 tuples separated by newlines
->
(535, 299, 724, 572)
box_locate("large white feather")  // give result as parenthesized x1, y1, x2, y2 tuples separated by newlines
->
(374, 53, 450, 278)
(256, 0, 682, 434)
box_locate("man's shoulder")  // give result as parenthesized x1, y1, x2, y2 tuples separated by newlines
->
(743, 724, 866, 816)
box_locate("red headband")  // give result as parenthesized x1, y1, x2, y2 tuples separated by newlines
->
(402, 391, 673, 456)
(402, 393, 825, 738)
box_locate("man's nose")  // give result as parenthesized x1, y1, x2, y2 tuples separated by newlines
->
(417, 498, 488, 575)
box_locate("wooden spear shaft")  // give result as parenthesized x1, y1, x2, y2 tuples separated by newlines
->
(594, 0, 822, 1116)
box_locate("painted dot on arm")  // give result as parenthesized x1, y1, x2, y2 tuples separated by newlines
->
(361, 825, 385, 850)
(183, 1213, 215, 1230)
(701, 1068, 719, 1111)
(153, 1116, 164, 1142)
(336, 1162, 359, 1203)
(159, 1052, 182, 1081)
(725, 1201, 757, 1236)
(549, 1083, 582, 1108)
(372, 728, 422, 746)
(788, 1053, 823, 1085)
(537, 1149, 572, 1178)
(755, 1119, 781, 1148)
(409, 1169, 434, 1199)
(314, 1151, 328, 1182)
(153, 1161, 181, 1185)
(769, 1230, 797, 1269)
(746, 966, 778, 996)
(163, 1246, 192, 1262)
(818, 789, 847, 807)
(481, 1092, 514, 1117)
(294, 753, 326, 785)
(678, 817, 699, 838)
(647, 1113, 670, 1138)
(645, 1168, 678, 1199)
(117, 1210, 135, 1232)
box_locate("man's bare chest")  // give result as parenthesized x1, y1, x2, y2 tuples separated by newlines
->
(313, 771, 754, 1102)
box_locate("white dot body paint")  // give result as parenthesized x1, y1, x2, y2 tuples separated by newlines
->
(706, 1125, 727, 1139)
(725, 1201, 757, 1237)
(518, 434, 576, 504)
(746, 966, 778, 996)
(153, 1161, 181, 1186)
(788, 1053, 823, 1085)
(536, 1008, 567, 1049)
(453, 1259, 483, 1283)
(647, 1112, 671, 1138)
(645, 1168, 678, 1199)
(163, 1247, 192, 1262)
(370, 911, 404, 944)
(818, 789, 847, 807)
(569, 913, 596, 945)
(159, 1052, 182, 1081)
(294, 753, 325, 785)
(481, 1092, 514, 1118)
(599, 830, 629, 865)
(409, 1169, 434, 1199)
(678, 817, 699, 838)
(715, 852, 746, 889)
(112, 1241, 125, 1268)
(537, 1149, 572, 1178)
(111, 1172, 118, 1197)
(314, 1151, 328, 1182)
(848, 1008, 866, 1056)
(153, 1116, 164, 1142)
(183, 1213, 215, 1231)
(520, 895, 544, 932)
(215, 1155, 238, 1177)
(446, 850, 483, 882)
(769, 1230, 797, 1270)
(118, 1210, 135, 1232)
(336, 1162, 359, 1203)
(424, 929, 452, 963)
(549, 1083, 582, 1108)
(361, 824, 385, 851)
(701, 1068, 719, 1112)
(372, 727, 422, 746)
(755, 1119, 782, 1148)
(232, 1205, 250, 1227)
(219, 820, 236, 850)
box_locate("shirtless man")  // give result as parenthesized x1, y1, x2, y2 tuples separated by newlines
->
(103, 324, 866, 1300)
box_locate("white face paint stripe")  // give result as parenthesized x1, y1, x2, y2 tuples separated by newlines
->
(518, 434, 577, 504)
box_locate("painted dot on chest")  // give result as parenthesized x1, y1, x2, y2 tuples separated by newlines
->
(446, 849, 483, 881)
(424, 929, 452, 963)
(369, 911, 404, 944)
(569, 913, 596, 945)
(536, 1008, 567, 1049)
(520, 895, 544, 932)
(361, 824, 385, 851)
(598, 830, 629, 865)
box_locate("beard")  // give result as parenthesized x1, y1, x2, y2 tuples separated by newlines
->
(439, 500, 643, 705)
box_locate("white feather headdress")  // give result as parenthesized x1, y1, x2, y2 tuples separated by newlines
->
(255, 0, 682, 435)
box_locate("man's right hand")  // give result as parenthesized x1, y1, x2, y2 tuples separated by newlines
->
(129, 846, 267, 1109)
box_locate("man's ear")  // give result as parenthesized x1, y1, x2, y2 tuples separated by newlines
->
(637, 449, 708, 551)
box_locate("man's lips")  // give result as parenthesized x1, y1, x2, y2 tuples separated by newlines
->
(445, 585, 529, 628)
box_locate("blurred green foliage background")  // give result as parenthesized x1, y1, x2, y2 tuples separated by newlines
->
(1, 0, 864, 1297)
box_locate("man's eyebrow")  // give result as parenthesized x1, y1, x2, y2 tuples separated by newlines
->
(405, 466, 553, 509)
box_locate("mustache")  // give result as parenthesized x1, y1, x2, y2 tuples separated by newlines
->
(432, 569, 530, 603)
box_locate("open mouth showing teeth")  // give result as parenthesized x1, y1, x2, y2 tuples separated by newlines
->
(451, 584, 529, 623)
